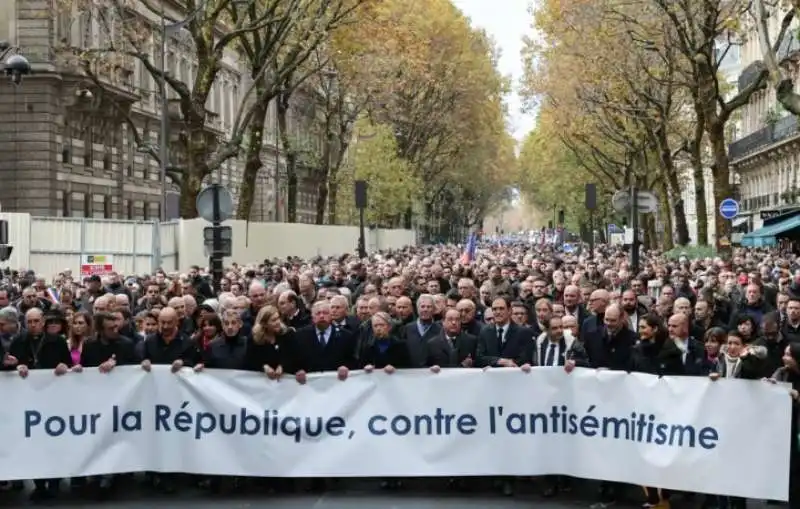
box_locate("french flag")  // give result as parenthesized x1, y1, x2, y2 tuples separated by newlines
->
(460, 232, 477, 264)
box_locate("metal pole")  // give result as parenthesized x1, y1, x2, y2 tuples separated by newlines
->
(211, 185, 224, 292)
(588, 212, 594, 259)
(159, 0, 168, 222)
(631, 185, 640, 273)
(357, 207, 366, 259)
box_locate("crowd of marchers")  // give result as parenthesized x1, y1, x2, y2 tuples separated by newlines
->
(0, 245, 798, 508)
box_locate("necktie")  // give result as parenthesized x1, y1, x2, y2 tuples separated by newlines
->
(496, 327, 504, 348)
(546, 343, 556, 366)
(318, 330, 326, 346)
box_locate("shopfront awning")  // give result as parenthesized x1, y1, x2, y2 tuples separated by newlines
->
(741, 214, 800, 246)
(732, 217, 748, 228)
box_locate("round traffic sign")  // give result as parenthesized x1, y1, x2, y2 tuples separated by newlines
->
(196, 184, 234, 222)
(719, 198, 739, 220)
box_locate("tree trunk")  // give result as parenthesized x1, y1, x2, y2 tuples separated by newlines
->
(708, 121, 733, 254)
(327, 139, 348, 225)
(178, 171, 203, 219)
(659, 180, 674, 251)
(178, 125, 212, 218)
(277, 94, 298, 223)
(654, 129, 690, 245)
(664, 168, 690, 245)
(328, 180, 339, 224)
(314, 175, 328, 225)
(235, 96, 268, 220)
(690, 144, 709, 245)
(314, 126, 336, 225)
(642, 213, 654, 251)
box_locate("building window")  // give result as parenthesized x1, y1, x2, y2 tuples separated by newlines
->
(156, 202, 162, 221)
(126, 165, 133, 177)
(125, 199, 133, 219)
(103, 153, 112, 172)
(103, 195, 112, 218)
(60, 192, 70, 217)
(84, 130, 93, 167)
(61, 148, 70, 164)
(84, 193, 92, 217)
(143, 202, 149, 221)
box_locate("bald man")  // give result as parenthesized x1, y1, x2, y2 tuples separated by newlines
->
(572, 303, 635, 371)
(579, 289, 610, 343)
(138, 306, 198, 371)
(562, 285, 589, 326)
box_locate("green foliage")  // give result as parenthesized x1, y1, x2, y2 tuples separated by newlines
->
(336, 118, 421, 226)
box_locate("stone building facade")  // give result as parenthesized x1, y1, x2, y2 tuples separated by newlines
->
(0, 0, 323, 222)
(727, 10, 800, 231)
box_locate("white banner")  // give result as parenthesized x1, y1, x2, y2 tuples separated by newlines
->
(0, 366, 790, 500)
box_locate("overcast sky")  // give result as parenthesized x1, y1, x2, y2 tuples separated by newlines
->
(452, 0, 536, 142)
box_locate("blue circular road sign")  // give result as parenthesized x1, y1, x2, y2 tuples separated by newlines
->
(719, 198, 740, 220)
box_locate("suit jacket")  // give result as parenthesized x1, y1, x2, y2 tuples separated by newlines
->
(403, 320, 442, 368)
(294, 325, 358, 372)
(426, 331, 478, 368)
(534, 332, 576, 367)
(475, 322, 535, 368)
(579, 313, 605, 344)
(575, 326, 636, 371)
(564, 304, 590, 331)
(333, 315, 360, 334)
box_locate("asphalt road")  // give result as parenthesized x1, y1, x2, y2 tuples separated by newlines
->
(0, 478, 778, 507)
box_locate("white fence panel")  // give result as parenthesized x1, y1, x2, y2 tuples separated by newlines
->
(0, 214, 416, 276)
(25, 218, 157, 277)
(158, 221, 179, 273)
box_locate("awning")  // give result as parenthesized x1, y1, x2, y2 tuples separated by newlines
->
(741, 214, 800, 246)
(732, 217, 749, 229)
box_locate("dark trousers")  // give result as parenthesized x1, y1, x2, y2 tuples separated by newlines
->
(644, 487, 670, 504)
(34, 478, 59, 493)
(717, 496, 746, 509)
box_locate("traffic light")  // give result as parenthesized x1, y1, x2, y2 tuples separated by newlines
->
(558, 210, 565, 225)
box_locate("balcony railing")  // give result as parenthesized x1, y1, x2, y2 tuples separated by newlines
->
(729, 114, 799, 160)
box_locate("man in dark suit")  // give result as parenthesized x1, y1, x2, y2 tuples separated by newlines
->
(294, 300, 358, 377)
(568, 303, 634, 508)
(330, 295, 360, 333)
(427, 308, 477, 369)
(476, 297, 535, 496)
(292, 300, 357, 492)
(476, 297, 535, 369)
(667, 312, 705, 376)
(572, 303, 634, 371)
(562, 285, 590, 332)
(579, 289, 610, 344)
(402, 294, 441, 368)
(278, 290, 311, 329)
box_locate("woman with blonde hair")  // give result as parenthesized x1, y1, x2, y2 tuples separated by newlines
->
(247, 305, 297, 378)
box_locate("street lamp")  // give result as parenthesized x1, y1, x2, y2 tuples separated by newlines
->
(0, 41, 31, 86)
